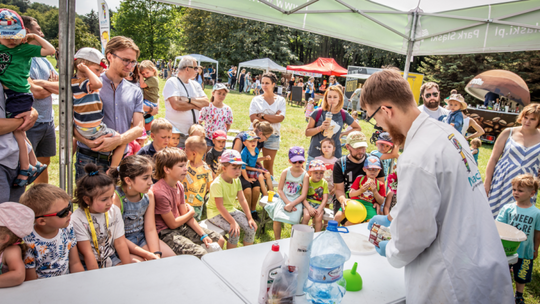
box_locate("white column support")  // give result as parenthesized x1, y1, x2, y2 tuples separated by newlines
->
(403, 9, 418, 81)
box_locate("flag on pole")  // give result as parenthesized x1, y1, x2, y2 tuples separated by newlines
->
(97, 0, 110, 54)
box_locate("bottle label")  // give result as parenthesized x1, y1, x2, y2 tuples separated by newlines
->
(266, 266, 281, 291)
(308, 264, 343, 283)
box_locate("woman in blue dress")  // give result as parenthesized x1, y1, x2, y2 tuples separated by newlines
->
(485, 103, 540, 217)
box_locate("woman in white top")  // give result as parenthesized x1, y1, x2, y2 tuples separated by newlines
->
(249, 72, 287, 176)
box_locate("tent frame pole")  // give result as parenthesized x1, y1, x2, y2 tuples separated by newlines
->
(403, 9, 418, 81)
(58, 0, 76, 193)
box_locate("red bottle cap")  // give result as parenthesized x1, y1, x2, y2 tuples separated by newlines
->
(271, 243, 280, 252)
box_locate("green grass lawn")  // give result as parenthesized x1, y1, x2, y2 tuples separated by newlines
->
(43, 60, 538, 301)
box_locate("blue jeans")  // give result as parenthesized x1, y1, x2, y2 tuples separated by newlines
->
(75, 151, 111, 181)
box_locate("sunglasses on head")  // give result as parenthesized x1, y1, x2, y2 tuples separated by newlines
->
(424, 92, 439, 99)
(35, 202, 73, 219)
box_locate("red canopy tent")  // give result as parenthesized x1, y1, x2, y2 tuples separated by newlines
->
(287, 58, 347, 77)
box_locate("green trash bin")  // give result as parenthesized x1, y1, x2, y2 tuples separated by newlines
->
(495, 221, 527, 256)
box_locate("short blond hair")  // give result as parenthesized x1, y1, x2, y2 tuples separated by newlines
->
(470, 138, 482, 148)
(188, 124, 205, 136)
(105, 36, 140, 61)
(321, 86, 344, 111)
(153, 148, 187, 180)
(511, 174, 539, 193)
(139, 60, 158, 76)
(20, 184, 71, 217)
(151, 118, 173, 134)
(185, 135, 207, 155)
(517, 103, 540, 128)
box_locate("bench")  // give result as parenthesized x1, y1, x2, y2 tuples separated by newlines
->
(256, 196, 334, 237)
(199, 219, 226, 236)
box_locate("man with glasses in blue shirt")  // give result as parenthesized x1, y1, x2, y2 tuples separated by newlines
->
(73, 36, 144, 180)
(417, 82, 449, 120)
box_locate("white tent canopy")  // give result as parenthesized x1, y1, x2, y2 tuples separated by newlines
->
(174, 54, 219, 80)
(155, 0, 540, 79)
(238, 58, 287, 73)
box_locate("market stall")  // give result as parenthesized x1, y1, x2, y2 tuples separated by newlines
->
(174, 54, 219, 81)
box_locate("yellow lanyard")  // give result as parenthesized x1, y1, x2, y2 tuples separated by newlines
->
(84, 208, 109, 265)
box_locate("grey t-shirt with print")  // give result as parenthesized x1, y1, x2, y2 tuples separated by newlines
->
(308, 109, 354, 158)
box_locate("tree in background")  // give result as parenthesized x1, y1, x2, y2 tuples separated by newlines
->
(112, 0, 183, 60)
(80, 10, 100, 38)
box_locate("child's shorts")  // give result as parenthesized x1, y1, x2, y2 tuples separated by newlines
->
(192, 205, 204, 221)
(158, 224, 222, 259)
(247, 163, 268, 180)
(240, 175, 260, 190)
(306, 201, 322, 210)
(205, 137, 214, 147)
(5, 89, 33, 117)
(77, 122, 116, 141)
(510, 258, 534, 284)
(358, 199, 377, 221)
(126, 230, 147, 248)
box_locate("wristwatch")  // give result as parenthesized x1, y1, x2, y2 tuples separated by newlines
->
(261, 114, 265, 120)
(188, 97, 192, 104)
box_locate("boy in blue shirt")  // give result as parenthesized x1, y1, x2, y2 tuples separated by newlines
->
(240, 131, 272, 197)
(496, 174, 540, 304)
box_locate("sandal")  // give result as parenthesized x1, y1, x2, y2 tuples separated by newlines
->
(13, 165, 37, 187)
(27, 162, 48, 185)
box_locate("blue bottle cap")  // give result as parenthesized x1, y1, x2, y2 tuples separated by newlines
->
(327, 220, 338, 232)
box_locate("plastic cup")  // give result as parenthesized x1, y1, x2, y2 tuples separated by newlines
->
(268, 191, 275, 202)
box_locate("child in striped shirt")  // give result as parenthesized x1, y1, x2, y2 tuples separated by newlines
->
(72, 48, 125, 174)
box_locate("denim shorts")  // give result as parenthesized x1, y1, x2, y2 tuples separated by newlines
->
(263, 134, 280, 150)
(126, 230, 147, 248)
(75, 151, 111, 181)
(205, 137, 214, 147)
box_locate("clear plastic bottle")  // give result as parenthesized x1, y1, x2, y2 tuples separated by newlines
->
(304, 221, 351, 304)
(323, 112, 333, 138)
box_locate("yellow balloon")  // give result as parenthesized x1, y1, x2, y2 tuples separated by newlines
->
(344, 200, 367, 224)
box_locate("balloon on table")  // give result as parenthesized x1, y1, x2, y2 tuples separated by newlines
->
(344, 199, 367, 224)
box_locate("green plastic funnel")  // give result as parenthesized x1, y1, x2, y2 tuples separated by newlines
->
(343, 262, 363, 292)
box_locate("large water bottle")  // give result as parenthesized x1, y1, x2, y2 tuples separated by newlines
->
(304, 221, 351, 304)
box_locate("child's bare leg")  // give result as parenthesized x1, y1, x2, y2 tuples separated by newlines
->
(314, 213, 324, 232)
(273, 221, 282, 240)
(334, 210, 345, 224)
(251, 187, 261, 212)
(516, 282, 525, 294)
(226, 242, 238, 249)
(257, 174, 268, 196)
(158, 240, 176, 258)
(244, 188, 253, 211)
(108, 144, 127, 173)
(26, 137, 37, 166)
(264, 172, 273, 192)
(302, 208, 311, 225)
(14, 130, 30, 180)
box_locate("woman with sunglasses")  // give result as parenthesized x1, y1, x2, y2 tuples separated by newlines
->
(304, 86, 361, 167)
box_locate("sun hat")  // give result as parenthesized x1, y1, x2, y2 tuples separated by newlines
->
(289, 146, 305, 162)
(74, 47, 107, 69)
(364, 155, 382, 169)
(172, 126, 181, 134)
(213, 83, 230, 92)
(346, 131, 368, 149)
(376, 132, 393, 146)
(448, 94, 467, 110)
(212, 130, 227, 140)
(309, 159, 327, 171)
(0, 9, 25, 39)
(220, 149, 246, 165)
(241, 131, 259, 142)
(0, 202, 35, 238)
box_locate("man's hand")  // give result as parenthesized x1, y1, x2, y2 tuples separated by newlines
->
(49, 71, 58, 82)
(367, 215, 392, 230)
(375, 240, 388, 257)
(92, 133, 121, 152)
(14, 109, 38, 131)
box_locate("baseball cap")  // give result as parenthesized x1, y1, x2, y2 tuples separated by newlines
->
(212, 130, 227, 140)
(241, 131, 259, 142)
(172, 126, 181, 134)
(376, 132, 393, 146)
(0, 202, 35, 238)
(289, 146, 305, 162)
(346, 131, 368, 149)
(213, 83, 230, 92)
(364, 155, 382, 169)
(0, 9, 25, 39)
(220, 149, 246, 165)
(74, 47, 107, 69)
(309, 159, 327, 171)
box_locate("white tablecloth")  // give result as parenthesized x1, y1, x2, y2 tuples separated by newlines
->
(202, 223, 406, 304)
(2, 255, 246, 304)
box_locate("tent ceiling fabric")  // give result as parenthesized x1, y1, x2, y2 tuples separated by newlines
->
(287, 57, 348, 76)
(155, 0, 540, 56)
(238, 58, 287, 72)
(175, 54, 218, 64)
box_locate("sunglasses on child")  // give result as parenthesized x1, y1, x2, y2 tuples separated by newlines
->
(424, 92, 439, 99)
(35, 202, 73, 219)
(293, 161, 304, 164)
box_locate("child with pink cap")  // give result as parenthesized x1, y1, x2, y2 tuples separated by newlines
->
(0, 202, 35, 287)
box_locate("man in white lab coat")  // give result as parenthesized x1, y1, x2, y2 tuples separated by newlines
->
(361, 70, 513, 303)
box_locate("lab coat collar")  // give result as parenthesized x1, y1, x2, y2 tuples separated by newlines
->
(404, 111, 429, 150)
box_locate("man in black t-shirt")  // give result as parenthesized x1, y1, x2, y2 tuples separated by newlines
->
(333, 131, 385, 218)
